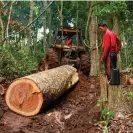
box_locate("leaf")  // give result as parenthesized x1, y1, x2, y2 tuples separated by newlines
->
(99, 120, 107, 126)
(102, 109, 109, 116)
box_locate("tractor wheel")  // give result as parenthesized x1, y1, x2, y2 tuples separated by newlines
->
(80, 52, 91, 76)
(43, 48, 59, 70)
(61, 57, 68, 65)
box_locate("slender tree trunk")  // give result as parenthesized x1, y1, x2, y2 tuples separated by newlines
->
(6, 1, 14, 38)
(0, 1, 4, 41)
(56, 1, 63, 64)
(29, 0, 34, 28)
(106, 13, 113, 30)
(123, 31, 127, 69)
(89, 2, 100, 76)
(113, 14, 119, 35)
(28, 0, 34, 53)
(60, 1, 63, 27)
(43, 1, 47, 55)
(85, 1, 92, 47)
(56, 1, 63, 27)
(113, 13, 121, 69)
(0, 14, 4, 41)
(48, 1, 52, 47)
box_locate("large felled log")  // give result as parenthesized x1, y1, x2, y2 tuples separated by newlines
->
(100, 73, 133, 114)
(5, 65, 79, 116)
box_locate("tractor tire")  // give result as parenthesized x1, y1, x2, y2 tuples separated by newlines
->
(80, 52, 91, 76)
(61, 57, 68, 65)
(43, 48, 60, 70)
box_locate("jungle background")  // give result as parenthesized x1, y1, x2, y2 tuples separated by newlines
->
(0, 1, 132, 78)
(1, 1, 133, 133)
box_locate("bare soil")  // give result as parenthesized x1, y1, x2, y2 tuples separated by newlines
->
(0, 73, 102, 133)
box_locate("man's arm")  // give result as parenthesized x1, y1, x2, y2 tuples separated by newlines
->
(101, 34, 111, 62)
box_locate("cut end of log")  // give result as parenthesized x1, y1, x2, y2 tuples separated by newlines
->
(5, 79, 43, 116)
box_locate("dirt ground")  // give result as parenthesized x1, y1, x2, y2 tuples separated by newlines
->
(0, 73, 102, 133)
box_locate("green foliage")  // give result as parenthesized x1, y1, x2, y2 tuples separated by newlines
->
(97, 99, 105, 110)
(54, 1, 88, 36)
(12, 1, 30, 25)
(1, 0, 133, 77)
(94, 1, 128, 16)
(101, 109, 115, 121)
(127, 91, 133, 99)
(0, 45, 38, 78)
(99, 109, 115, 133)
(120, 44, 133, 69)
(97, 99, 115, 132)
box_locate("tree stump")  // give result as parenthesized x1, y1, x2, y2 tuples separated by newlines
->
(5, 65, 79, 116)
(100, 73, 133, 114)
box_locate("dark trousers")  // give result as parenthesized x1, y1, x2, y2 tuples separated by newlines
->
(104, 52, 117, 80)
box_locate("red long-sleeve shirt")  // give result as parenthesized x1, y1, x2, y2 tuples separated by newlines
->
(66, 39, 72, 46)
(101, 30, 122, 61)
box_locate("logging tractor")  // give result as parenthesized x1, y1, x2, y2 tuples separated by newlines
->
(43, 26, 90, 76)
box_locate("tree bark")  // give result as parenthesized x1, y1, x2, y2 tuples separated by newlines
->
(0, 13, 4, 41)
(5, 65, 79, 116)
(60, 1, 63, 27)
(113, 13, 121, 69)
(100, 73, 133, 114)
(113, 14, 119, 35)
(48, 1, 52, 47)
(6, 1, 14, 38)
(89, 5, 100, 76)
(0, 2, 5, 43)
(29, 0, 34, 26)
(43, 1, 47, 55)
(85, 1, 92, 42)
(106, 13, 113, 30)
(28, 0, 34, 51)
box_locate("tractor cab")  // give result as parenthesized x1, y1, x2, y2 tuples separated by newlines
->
(53, 26, 84, 51)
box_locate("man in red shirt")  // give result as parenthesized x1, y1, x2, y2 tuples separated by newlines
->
(99, 24, 122, 81)
(65, 37, 72, 46)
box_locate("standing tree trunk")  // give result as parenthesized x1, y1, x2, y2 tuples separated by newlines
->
(55, 1, 63, 64)
(29, 0, 34, 31)
(56, 1, 63, 27)
(106, 13, 113, 30)
(6, 1, 14, 38)
(5, 65, 79, 116)
(48, 1, 52, 47)
(123, 30, 128, 68)
(89, 2, 100, 76)
(113, 14, 119, 35)
(60, 1, 63, 27)
(28, 0, 34, 52)
(43, 1, 47, 55)
(0, 13, 4, 41)
(84, 1, 92, 47)
(113, 13, 121, 69)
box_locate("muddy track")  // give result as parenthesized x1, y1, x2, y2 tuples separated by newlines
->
(0, 73, 101, 133)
